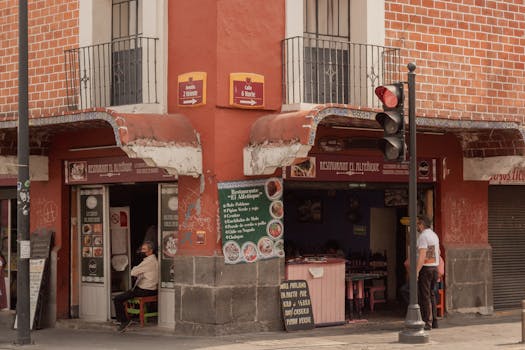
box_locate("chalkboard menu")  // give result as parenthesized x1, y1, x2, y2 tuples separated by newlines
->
(218, 178, 284, 264)
(29, 258, 47, 329)
(31, 229, 53, 259)
(280, 280, 315, 331)
(15, 230, 53, 330)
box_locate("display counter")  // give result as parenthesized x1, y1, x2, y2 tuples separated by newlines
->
(285, 257, 345, 326)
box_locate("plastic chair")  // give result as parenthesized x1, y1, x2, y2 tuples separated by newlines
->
(367, 285, 386, 312)
(125, 295, 158, 326)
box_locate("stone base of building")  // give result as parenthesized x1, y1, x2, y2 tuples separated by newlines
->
(444, 245, 493, 315)
(172, 256, 285, 336)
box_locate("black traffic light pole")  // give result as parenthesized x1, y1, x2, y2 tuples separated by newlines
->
(17, 0, 31, 345)
(399, 63, 429, 344)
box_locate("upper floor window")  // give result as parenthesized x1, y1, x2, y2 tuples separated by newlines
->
(302, 0, 351, 104)
(111, 0, 143, 106)
(66, 0, 165, 112)
(283, 0, 399, 108)
(112, 0, 141, 40)
(303, 0, 350, 39)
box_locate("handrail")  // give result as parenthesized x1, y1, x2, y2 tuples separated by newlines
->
(282, 36, 401, 108)
(64, 36, 159, 110)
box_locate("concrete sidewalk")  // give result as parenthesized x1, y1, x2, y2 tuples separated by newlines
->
(0, 311, 523, 350)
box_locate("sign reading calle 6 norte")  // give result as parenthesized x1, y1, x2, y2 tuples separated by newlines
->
(229, 72, 264, 109)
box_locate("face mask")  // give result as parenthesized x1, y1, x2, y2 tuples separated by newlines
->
(139, 252, 147, 259)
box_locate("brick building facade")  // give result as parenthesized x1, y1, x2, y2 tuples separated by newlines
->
(0, 0, 78, 119)
(0, 0, 523, 335)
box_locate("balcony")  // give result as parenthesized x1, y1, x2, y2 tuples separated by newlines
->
(282, 36, 401, 109)
(64, 36, 159, 110)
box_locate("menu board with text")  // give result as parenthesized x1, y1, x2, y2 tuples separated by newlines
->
(280, 280, 315, 331)
(218, 178, 284, 264)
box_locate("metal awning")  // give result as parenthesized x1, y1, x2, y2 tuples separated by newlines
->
(244, 104, 525, 177)
(0, 109, 203, 177)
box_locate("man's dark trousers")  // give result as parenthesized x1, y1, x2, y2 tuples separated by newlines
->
(113, 287, 157, 324)
(418, 266, 437, 329)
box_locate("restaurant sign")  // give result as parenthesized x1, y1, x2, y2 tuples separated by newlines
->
(65, 157, 176, 184)
(218, 178, 284, 264)
(286, 155, 436, 183)
(489, 167, 525, 185)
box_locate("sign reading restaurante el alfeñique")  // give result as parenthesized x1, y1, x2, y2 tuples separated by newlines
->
(218, 178, 284, 264)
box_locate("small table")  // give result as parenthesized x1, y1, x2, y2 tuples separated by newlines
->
(345, 273, 384, 320)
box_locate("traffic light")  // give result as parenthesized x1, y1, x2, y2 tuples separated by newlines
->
(374, 82, 405, 161)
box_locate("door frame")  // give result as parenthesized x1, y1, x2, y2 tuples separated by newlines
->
(77, 185, 111, 321)
(0, 196, 15, 310)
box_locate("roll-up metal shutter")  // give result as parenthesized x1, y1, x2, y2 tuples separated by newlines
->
(488, 186, 525, 310)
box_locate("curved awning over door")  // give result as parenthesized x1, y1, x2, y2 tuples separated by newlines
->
(0, 109, 203, 178)
(244, 104, 525, 177)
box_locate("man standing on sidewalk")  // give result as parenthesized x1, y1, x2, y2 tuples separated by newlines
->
(113, 241, 158, 332)
(416, 215, 440, 331)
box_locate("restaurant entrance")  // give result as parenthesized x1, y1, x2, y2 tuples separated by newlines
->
(283, 182, 436, 322)
(282, 154, 437, 323)
(75, 181, 177, 325)
(67, 156, 179, 326)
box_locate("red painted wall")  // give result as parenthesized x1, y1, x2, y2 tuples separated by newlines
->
(168, 0, 285, 255)
(419, 133, 488, 246)
(168, 0, 284, 178)
(30, 157, 69, 317)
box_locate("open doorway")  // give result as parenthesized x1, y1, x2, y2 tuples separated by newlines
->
(108, 183, 157, 318)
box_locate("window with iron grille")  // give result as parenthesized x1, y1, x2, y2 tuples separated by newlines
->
(65, 0, 161, 110)
(112, 0, 143, 106)
(304, 0, 349, 39)
(303, 0, 350, 104)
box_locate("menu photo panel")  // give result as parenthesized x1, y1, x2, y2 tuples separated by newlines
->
(160, 183, 178, 288)
(79, 188, 105, 283)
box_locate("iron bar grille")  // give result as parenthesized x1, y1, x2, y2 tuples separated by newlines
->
(64, 36, 158, 110)
(282, 35, 401, 108)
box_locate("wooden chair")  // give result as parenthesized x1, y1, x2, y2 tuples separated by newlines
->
(125, 295, 158, 326)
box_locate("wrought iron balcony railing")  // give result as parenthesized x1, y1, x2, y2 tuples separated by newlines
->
(64, 36, 159, 110)
(282, 36, 401, 108)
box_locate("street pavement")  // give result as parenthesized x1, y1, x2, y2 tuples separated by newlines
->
(0, 310, 524, 350)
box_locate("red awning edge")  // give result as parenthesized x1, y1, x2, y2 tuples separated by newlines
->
(0, 109, 203, 178)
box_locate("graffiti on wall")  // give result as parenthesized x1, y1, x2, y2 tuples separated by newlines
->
(179, 185, 213, 247)
(33, 197, 59, 228)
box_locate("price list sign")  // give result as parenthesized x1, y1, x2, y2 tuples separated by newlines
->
(280, 280, 314, 331)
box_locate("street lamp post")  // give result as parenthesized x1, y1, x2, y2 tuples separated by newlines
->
(16, 0, 31, 345)
(398, 63, 429, 344)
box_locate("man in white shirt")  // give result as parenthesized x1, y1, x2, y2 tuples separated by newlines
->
(113, 241, 158, 332)
(416, 215, 440, 331)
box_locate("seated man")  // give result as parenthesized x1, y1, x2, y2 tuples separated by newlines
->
(113, 241, 158, 332)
